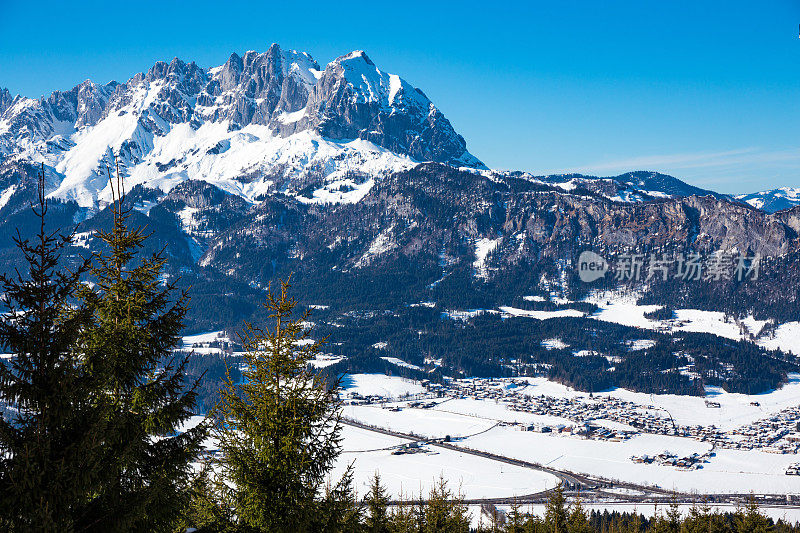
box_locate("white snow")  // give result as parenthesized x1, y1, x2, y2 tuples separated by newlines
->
(463, 425, 800, 495)
(759, 322, 800, 356)
(309, 355, 344, 368)
(523, 295, 547, 302)
(354, 224, 397, 267)
(45, 107, 414, 208)
(626, 339, 657, 351)
(542, 338, 570, 350)
(473, 237, 502, 279)
(499, 306, 584, 320)
(341, 374, 426, 399)
(0, 184, 16, 210)
(333, 424, 559, 500)
(343, 403, 495, 439)
(585, 291, 798, 354)
(380, 357, 423, 371)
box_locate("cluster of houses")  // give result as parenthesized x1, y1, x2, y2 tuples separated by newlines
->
(522, 420, 633, 442)
(629, 451, 711, 470)
(416, 377, 800, 454)
(340, 376, 800, 457)
(727, 405, 800, 454)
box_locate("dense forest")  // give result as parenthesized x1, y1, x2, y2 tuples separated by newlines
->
(301, 303, 796, 396)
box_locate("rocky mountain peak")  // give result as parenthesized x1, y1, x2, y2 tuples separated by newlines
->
(0, 44, 483, 208)
(0, 88, 13, 115)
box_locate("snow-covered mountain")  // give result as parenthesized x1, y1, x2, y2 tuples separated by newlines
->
(0, 44, 483, 210)
(736, 187, 800, 213)
(524, 170, 722, 203)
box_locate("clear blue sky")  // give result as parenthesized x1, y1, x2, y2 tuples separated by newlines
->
(1, 0, 798, 194)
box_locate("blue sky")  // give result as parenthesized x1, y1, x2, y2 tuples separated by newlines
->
(0, 0, 798, 194)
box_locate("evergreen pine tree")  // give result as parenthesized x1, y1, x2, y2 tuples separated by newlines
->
(505, 498, 527, 533)
(208, 278, 346, 532)
(388, 491, 419, 533)
(681, 502, 709, 533)
(0, 168, 98, 531)
(567, 493, 592, 533)
(364, 472, 392, 533)
(315, 466, 363, 532)
(74, 162, 205, 530)
(664, 498, 682, 533)
(735, 495, 771, 533)
(422, 475, 471, 533)
(545, 483, 569, 533)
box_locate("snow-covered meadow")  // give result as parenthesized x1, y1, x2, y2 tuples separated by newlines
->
(339, 373, 800, 496)
(331, 425, 560, 500)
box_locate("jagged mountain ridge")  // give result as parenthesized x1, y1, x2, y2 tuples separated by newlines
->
(0, 44, 780, 214)
(0, 44, 482, 209)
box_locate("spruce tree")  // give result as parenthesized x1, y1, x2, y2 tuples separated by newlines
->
(364, 472, 392, 533)
(735, 495, 771, 533)
(388, 491, 419, 533)
(315, 467, 363, 532)
(661, 498, 681, 533)
(0, 168, 98, 531)
(422, 475, 471, 533)
(545, 483, 568, 533)
(505, 498, 527, 533)
(207, 278, 346, 532)
(74, 162, 205, 530)
(567, 493, 592, 533)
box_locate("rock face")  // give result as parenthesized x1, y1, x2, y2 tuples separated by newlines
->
(0, 44, 483, 208)
(0, 88, 13, 115)
(280, 51, 479, 167)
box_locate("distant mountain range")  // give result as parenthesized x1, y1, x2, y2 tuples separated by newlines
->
(736, 187, 800, 213)
(0, 44, 798, 339)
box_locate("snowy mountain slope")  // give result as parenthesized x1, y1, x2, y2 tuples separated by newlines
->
(736, 187, 800, 213)
(529, 170, 724, 203)
(0, 44, 482, 210)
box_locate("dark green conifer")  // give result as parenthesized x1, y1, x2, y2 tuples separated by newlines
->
(545, 483, 569, 533)
(422, 475, 471, 533)
(75, 162, 205, 530)
(505, 498, 527, 533)
(568, 493, 592, 533)
(0, 167, 96, 531)
(735, 495, 771, 533)
(207, 278, 346, 532)
(364, 472, 392, 533)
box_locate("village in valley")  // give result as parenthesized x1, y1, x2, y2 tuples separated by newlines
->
(341, 375, 800, 474)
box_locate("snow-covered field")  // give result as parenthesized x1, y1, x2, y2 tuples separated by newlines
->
(462, 425, 800, 495)
(332, 425, 560, 500)
(341, 374, 426, 399)
(342, 403, 495, 439)
(499, 306, 584, 320)
(339, 374, 800, 495)
(585, 290, 800, 355)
